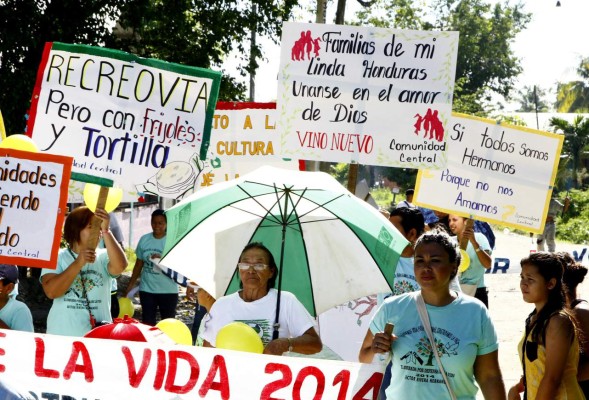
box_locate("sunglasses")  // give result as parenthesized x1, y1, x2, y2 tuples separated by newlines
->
(237, 262, 268, 271)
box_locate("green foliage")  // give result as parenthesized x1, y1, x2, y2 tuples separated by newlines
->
(0, 0, 297, 133)
(107, 0, 298, 101)
(0, 0, 127, 134)
(352, 0, 530, 115)
(557, 189, 589, 244)
(556, 57, 589, 113)
(370, 187, 393, 208)
(515, 86, 550, 112)
(550, 115, 589, 189)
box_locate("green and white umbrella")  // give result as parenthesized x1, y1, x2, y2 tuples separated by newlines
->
(160, 166, 408, 319)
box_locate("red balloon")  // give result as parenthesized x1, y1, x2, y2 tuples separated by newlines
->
(84, 315, 174, 345)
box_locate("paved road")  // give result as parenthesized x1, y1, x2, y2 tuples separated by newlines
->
(478, 230, 589, 398)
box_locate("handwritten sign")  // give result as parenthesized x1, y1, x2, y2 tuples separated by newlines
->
(0, 329, 384, 399)
(28, 42, 221, 200)
(277, 22, 458, 167)
(414, 114, 564, 233)
(197, 102, 302, 187)
(0, 149, 71, 269)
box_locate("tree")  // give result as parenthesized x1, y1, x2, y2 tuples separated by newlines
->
(516, 85, 550, 112)
(352, 0, 530, 115)
(550, 115, 589, 189)
(0, 0, 297, 134)
(0, 0, 127, 134)
(555, 56, 589, 113)
(106, 0, 298, 101)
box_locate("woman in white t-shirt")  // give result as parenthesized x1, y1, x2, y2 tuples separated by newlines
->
(202, 242, 322, 356)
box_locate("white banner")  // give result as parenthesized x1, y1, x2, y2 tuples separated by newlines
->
(29, 42, 221, 201)
(414, 114, 564, 233)
(0, 330, 384, 400)
(277, 22, 458, 168)
(0, 148, 71, 269)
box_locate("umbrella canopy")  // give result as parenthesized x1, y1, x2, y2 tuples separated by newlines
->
(160, 166, 408, 317)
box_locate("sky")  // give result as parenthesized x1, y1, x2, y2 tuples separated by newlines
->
(224, 0, 589, 104)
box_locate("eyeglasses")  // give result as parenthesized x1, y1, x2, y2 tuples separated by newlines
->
(237, 262, 268, 271)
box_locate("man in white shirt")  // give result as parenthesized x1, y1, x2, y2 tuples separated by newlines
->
(395, 188, 417, 209)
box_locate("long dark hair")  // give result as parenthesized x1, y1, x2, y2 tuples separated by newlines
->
(239, 242, 278, 290)
(521, 252, 575, 343)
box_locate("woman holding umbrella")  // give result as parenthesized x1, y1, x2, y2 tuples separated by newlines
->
(359, 230, 505, 400)
(201, 242, 322, 356)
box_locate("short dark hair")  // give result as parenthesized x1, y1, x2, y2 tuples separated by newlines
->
(390, 207, 425, 238)
(63, 206, 94, 248)
(414, 230, 460, 279)
(405, 188, 414, 196)
(239, 242, 278, 290)
(151, 209, 166, 221)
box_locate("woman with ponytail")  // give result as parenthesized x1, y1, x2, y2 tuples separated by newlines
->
(508, 252, 585, 400)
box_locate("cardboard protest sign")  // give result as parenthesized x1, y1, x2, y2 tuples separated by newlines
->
(28, 42, 221, 201)
(414, 113, 564, 233)
(197, 102, 302, 187)
(0, 149, 71, 269)
(0, 329, 384, 399)
(66, 102, 302, 202)
(277, 22, 458, 167)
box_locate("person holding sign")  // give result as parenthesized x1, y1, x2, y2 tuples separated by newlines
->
(359, 230, 505, 400)
(201, 242, 322, 356)
(508, 252, 585, 400)
(537, 197, 571, 253)
(124, 209, 178, 326)
(41, 206, 127, 336)
(0, 264, 33, 332)
(448, 215, 492, 308)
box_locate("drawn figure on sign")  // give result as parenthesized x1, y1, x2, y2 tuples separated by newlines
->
(312, 37, 321, 57)
(413, 113, 424, 135)
(305, 31, 313, 59)
(135, 153, 206, 200)
(291, 30, 320, 61)
(413, 108, 445, 142)
(429, 110, 445, 142)
(291, 31, 306, 60)
(347, 295, 378, 326)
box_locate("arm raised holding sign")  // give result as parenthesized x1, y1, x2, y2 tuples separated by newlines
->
(40, 206, 128, 337)
(449, 215, 492, 307)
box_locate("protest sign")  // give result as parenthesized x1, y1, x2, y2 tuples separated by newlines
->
(197, 102, 302, 188)
(0, 329, 384, 399)
(277, 22, 458, 168)
(66, 102, 302, 202)
(414, 113, 564, 233)
(0, 148, 71, 269)
(28, 42, 221, 201)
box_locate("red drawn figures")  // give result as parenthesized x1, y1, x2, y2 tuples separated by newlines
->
(413, 108, 444, 142)
(291, 30, 321, 61)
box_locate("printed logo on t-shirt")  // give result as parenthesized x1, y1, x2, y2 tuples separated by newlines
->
(66, 270, 104, 298)
(237, 319, 271, 345)
(393, 277, 418, 295)
(397, 325, 460, 384)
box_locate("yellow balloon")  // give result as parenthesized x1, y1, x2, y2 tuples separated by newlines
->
(156, 318, 193, 346)
(216, 322, 264, 354)
(83, 183, 123, 213)
(0, 134, 38, 152)
(118, 297, 135, 318)
(459, 249, 471, 273)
